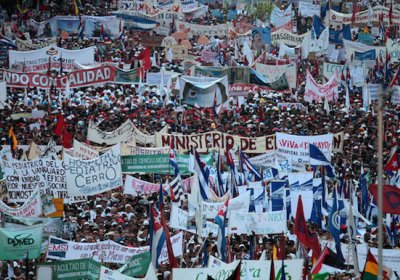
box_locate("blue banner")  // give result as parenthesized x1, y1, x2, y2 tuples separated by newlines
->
(227, 10, 237, 21)
(329, 25, 351, 44)
(313, 16, 326, 37)
(358, 32, 374, 45)
(354, 49, 376, 61)
(270, 181, 287, 211)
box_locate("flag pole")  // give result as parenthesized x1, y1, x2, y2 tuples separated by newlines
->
(377, 85, 384, 280)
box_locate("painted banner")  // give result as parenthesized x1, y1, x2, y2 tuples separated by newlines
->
(354, 49, 376, 61)
(322, 62, 365, 87)
(9, 46, 95, 73)
(64, 144, 122, 196)
(271, 29, 308, 47)
(228, 210, 287, 234)
(175, 20, 228, 38)
(0, 224, 43, 260)
(304, 69, 339, 102)
(45, 259, 101, 280)
(72, 139, 99, 160)
(173, 259, 304, 280)
(327, 5, 400, 25)
(270, 4, 292, 28)
(121, 153, 213, 174)
(0, 189, 42, 217)
(3, 66, 115, 89)
(154, 131, 275, 153)
(341, 39, 400, 62)
(333, 131, 344, 153)
(299, 1, 320, 17)
(289, 172, 314, 219)
(3, 158, 67, 203)
(118, 251, 150, 277)
(255, 63, 297, 89)
(124, 175, 163, 195)
(275, 132, 333, 163)
(47, 236, 150, 264)
(200, 191, 250, 219)
(16, 37, 58, 51)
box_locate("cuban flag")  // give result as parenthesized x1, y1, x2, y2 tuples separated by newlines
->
(215, 198, 229, 262)
(149, 206, 166, 268)
(170, 141, 179, 176)
(215, 151, 225, 197)
(226, 149, 241, 185)
(192, 148, 210, 200)
(309, 144, 335, 178)
(239, 150, 261, 182)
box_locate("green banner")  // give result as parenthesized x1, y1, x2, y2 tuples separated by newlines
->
(0, 224, 43, 260)
(118, 251, 150, 277)
(2, 214, 63, 238)
(121, 153, 214, 174)
(50, 259, 100, 280)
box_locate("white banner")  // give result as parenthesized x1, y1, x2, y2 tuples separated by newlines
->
(47, 236, 149, 264)
(275, 132, 333, 164)
(73, 139, 99, 160)
(15, 37, 57, 51)
(304, 69, 339, 103)
(327, 5, 400, 25)
(122, 146, 169, 156)
(270, 4, 292, 28)
(368, 83, 383, 101)
(323, 62, 365, 87)
(228, 210, 287, 234)
(3, 158, 67, 203)
(357, 244, 400, 278)
(173, 259, 304, 280)
(124, 175, 162, 196)
(175, 20, 228, 39)
(271, 29, 308, 47)
(158, 232, 183, 264)
(100, 266, 137, 280)
(64, 144, 123, 196)
(0, 81, 6, 109)
(9, 46, 95, 73)
(299, 1, 320, 17)
(200, 191, 250, 219)
(0, 189, 42, 217)
(87, 120, 136, 146)
(255, 63, 297, 89)
(289, 172, 314, 219)
(248, 151, 276, 167)
(391, 86, 400, 104)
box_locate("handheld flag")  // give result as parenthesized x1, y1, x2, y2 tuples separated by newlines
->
(239, 150, 262, 182)
(368, 184, 400, 214)
(8, 126, 18, 152)
(192, 148, 210, 200)
(215, 198, 229, 262)
(328, 188, 345, 262)
(384, 145, 399, 172)
(149, 206, 166, 268)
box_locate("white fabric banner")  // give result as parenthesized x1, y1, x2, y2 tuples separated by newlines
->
(87, 119, 136, 146)
(391, 86, 400, 104)
(228, 210, 287, 234)
(270, 4, 292, 28)
(357, 244, 400, 278)
(275, 132, 333, 164)
(3, 158, 67, 203)
(255, 63, 297, 89)
(73, 139, 99, 160)
(64, 144, 123, 196)
(0, 189, 42, 217)
(304, 69, 339, 103)
(299, 1, 320, 17)
(200, 191, 250, 219)
(271, 29, 308, 47)
(278, 43, 296, 58)
(323, 62, 365, 87)
(173, 259, 304, 280)
(100, 266, 137, 280)
(47, 236, 149, 264)
(124, 175, 162, 196)
(9, 46, 95, 73)
(122, 146, 169, 156)
(158, 232, 183, 264)
(327, 5, 400, 25)
(248, 151, 276, 167)
(289, 172, 314, 219)
(0, 81, 6, 109)
(175, 20, 228, 39)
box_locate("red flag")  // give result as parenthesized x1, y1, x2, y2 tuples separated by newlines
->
(351, 0, 357, 23)
(137, 47, 151, 71)
(54, 114, 65, 136)
(270, 257, 276, 280)
(160, 206, 179, 270)
(62, 129, 73, 149)
(369, 184, 400, 214)
(294, 196, 311, 247)
(384, 145, 399, 172)
(277, 234, 285, 260)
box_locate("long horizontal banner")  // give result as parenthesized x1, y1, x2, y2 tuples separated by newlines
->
(154, 131, 275, 153)
(175, 20, 228, 38)
(327, 5, 400, 25)
(47, 236, 150, 264)
(121, 153, 214, 174)
(228, 210, 287, 234)
(0, 189, 42, 217)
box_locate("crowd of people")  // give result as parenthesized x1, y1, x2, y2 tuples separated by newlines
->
(0, 0, 399, 279)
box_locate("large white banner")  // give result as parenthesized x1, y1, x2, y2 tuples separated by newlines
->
(275, 132, 333, 164)
(0, 189, 42, 217)
(174, 20, 228, 38)
(271, 29, 308, 47)
(304, 69, 339, 103)
(255, 63, 297, 89)
(124, 175, 162, 196)
(158, 232, 183, 264)
(327, 5, 400, 25)
(3, 158, 67, 203)
(9, 46, 95, 73)
(299, 1, 320, 17)
(289, 172, 314, 219)
(47, 236, 149, 264)
(73, 139, 99, 160)
(122, 146, 169, 156)
(270, 4, 292, 28)
(64, 144, 123, 196)
(323, 62, 365, 87)
(200, 191, 250, 219)
(173, 259, 304, 280)
(228, 210, 287, 234)
(100, 266, 136, 280)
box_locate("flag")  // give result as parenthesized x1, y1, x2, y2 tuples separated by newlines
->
(215, 151, 225, 197)
(215, 198, 229, 262)
(137, 47, 152, 71)
(8, 126, 18, 152)
(389, 1, 393, 26)
(239, 150, 262, 182)
(226, 148, 241, 186)
(294, 196, 310, 248)
(328, 188, 344, 262)
(149, 206, 166, 268)
(309, 144, 335, 178)
(192, 148, 210, 200)
(62, 129, 73, 149)
(361, 251, 378, 280)
(42, 138, 57, 157)
(311, 246, 346, 278)
(158, 183, 164, 210)
(54, 114, 65, 136)
(160, 204, 179, 270)
(384, 145, 398, 172)
(228, 261, 241, 280)
(169, 141, 179, 176)
(72, 0, 80, 15)
(202, 239, 208, 267)
(47, 56, 52, 75)
(169, 175, 185, 203)
(368, 184, 400, 214)
(280, 259, 286, 280)
(212, 91, 219, 118)
(277, 234, 285, 260)
(270, 254, 276, 280)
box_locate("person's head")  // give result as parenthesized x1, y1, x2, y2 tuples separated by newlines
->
(252, 29, 261, 41)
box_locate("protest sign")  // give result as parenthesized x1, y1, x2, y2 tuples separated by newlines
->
(9, 45, 95, 73)
(299, 1, 320, 17)
(200, 191, 250, 219)
(87, 119, 135, 145)
(155, 131, 275, 154)
(64, 144, 123, 196)
(357, 245, 400, 277)
(175, 20, 228, 38)
(0, 224, 43, 260)
(100, 266, 137, 280)
(228, 210, 287, 234)
(3, 157, 67, 203)
(368, 83, 383, 101)
(333, 131, 344, 153)
(146, 72, 173, 86)
(159, 232, 183, 264)
(124, 175, 162, 195)
(248, 151, 276, 167)
(166, 45, 189, 60)
(304, 69, 339, 102)
(121, 153, 213, 174)
(323, 62, 365, 87)
(3, 66, 115, 89)
(118, 251, 151, 277)
(73, 139, 99, 159)
(275, 132, 333, 164)
(289, 172, 314, 219)
(255, 63, 297, 89)
(3, 214, 63, 237)
(47, 236, 150, 264)
(270, 4, 292, 28)
(0, 189, 42, 217)
(271, 29, 308, 47)
(122, 146, 169, 156)
(391, 86, 400, 104)
(41, 259, 101, 280)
